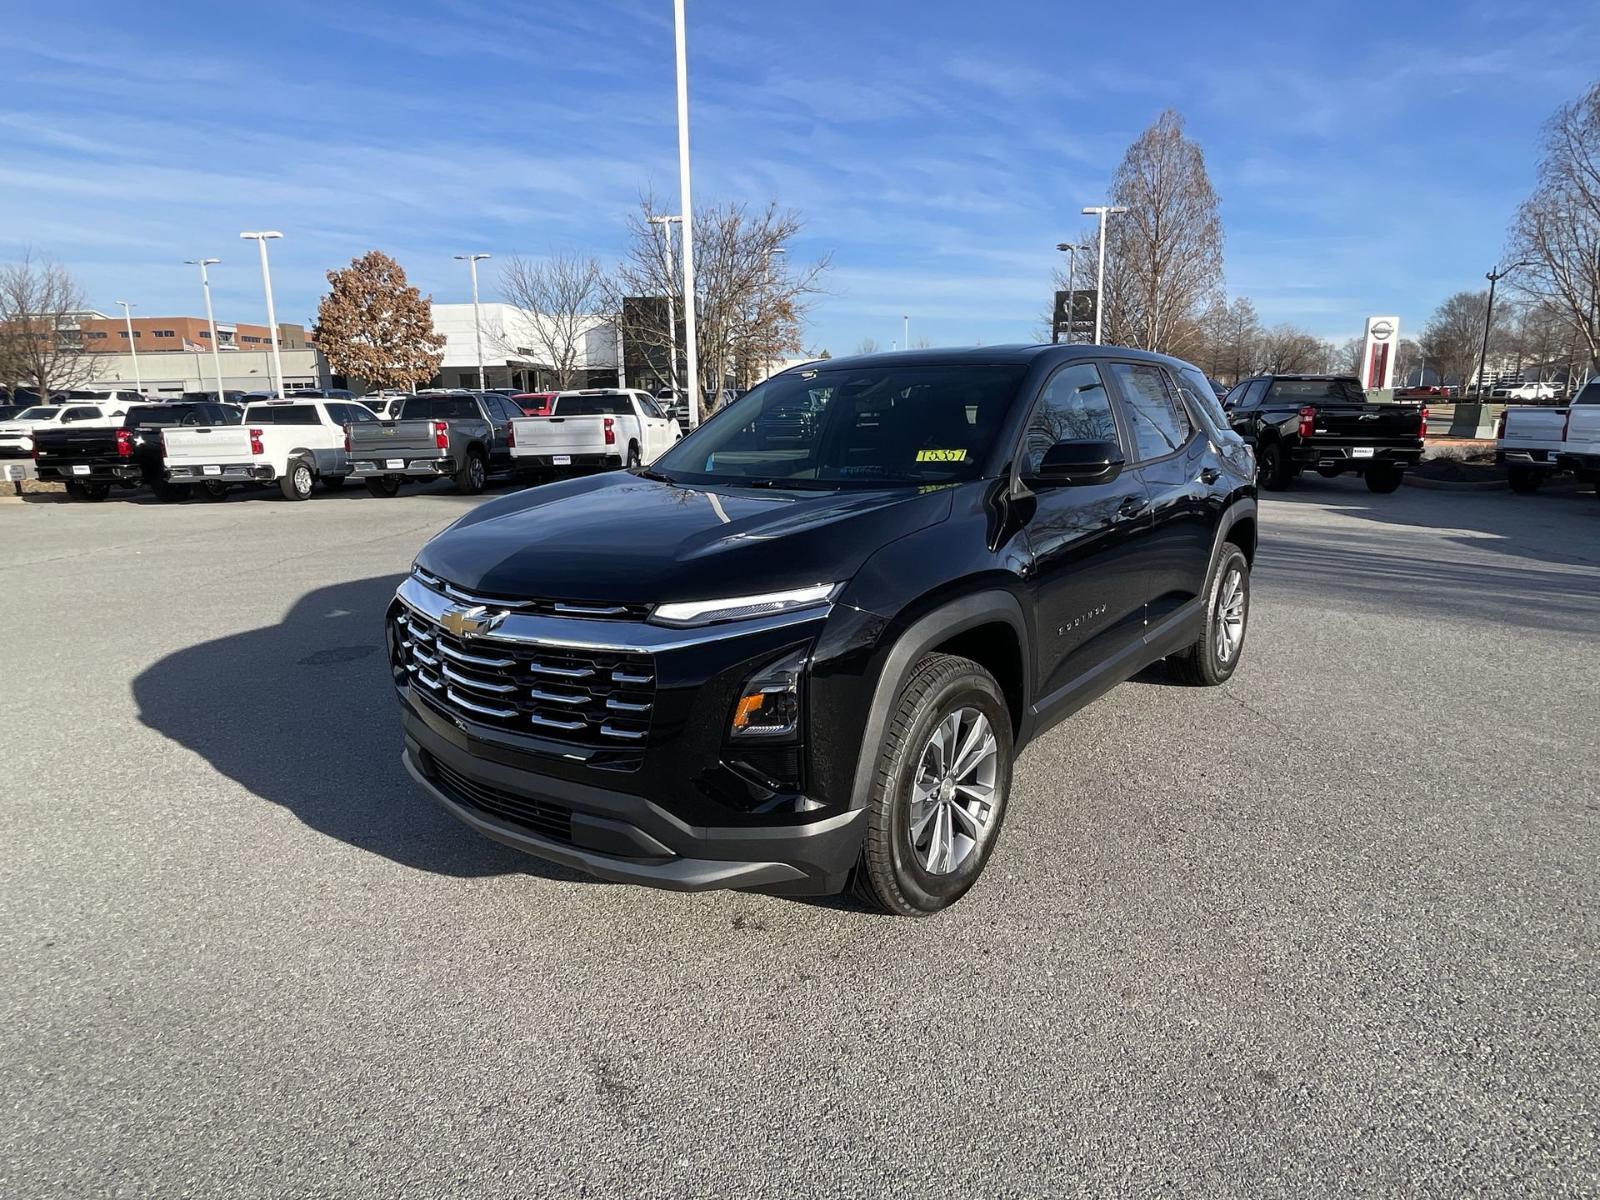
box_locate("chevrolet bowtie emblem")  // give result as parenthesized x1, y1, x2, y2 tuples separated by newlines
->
(441, 605, 503, 639)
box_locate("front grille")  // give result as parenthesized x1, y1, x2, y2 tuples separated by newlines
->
(395, 606, 656, 749)
(426, 755, 573, 844)
(412, 567, 651, 621)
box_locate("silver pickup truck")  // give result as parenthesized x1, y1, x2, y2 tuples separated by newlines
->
(1497, 378, 1600, 493)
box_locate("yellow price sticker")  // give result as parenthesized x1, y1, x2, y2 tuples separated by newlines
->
(915, 449, 967, 462)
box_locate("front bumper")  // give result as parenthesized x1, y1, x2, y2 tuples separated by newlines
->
(402, 708, 865, 895)
(349, 455, 451, 479)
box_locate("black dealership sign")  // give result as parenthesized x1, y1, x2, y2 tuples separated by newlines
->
(1051, 291, 1096, 343)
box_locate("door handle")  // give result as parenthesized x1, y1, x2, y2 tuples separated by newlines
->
(1199, 467, 1220, 484)
(1117, 496, 1146, 521)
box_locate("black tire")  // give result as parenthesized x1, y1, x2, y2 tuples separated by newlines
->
(626, 441, 641, 469)
(279, 459, 314, 501)
(364, 475, 402, 498)
(152, 480, 192, 503)
(455, 449, 486, 495)
(1364, 464, 1403, 494)
(851, 653, 1013, 917)
(1257, 441, 1294, 490)
(1507, 465, 1542, 494)
(196, 482, 230, 502)
(65, 480, 110, 502)
(1167, 545, 1250, 686)
(321, 475, 347, 491)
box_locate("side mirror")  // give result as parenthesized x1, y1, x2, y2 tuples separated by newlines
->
(1029, 439, 1125, 487)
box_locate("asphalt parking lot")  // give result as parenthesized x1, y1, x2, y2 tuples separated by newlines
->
(3, 478, 1597, 1198)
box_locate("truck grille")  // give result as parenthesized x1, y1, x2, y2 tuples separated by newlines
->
(424, 754, 573, 844)
(394, 607, 656, 749)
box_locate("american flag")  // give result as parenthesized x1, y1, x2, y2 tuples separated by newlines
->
(183, 339, 205, 352)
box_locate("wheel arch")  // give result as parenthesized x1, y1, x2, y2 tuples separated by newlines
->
(847, 589, 1030, 812)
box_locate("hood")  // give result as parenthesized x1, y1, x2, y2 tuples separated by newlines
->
(415, 472, 955, 605)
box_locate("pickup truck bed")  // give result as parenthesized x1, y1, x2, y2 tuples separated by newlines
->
(345, 391, 512, 496)
(1498, 379, 1600, 493)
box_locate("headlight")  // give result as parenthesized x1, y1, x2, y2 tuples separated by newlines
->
(729, 647, 807, 740)
(650, 582, 840, 628)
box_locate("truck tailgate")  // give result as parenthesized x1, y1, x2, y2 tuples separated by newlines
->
(31, 427, 121, 468)
(1499, 406, 1568, 451)
(349, 420, 445, 458)
(510, 416, 611, 457)
(163, 426, 253, 464)
(1310, 403, 1423, 443)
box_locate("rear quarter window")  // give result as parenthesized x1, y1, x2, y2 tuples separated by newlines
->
(553, 395, 630, 416)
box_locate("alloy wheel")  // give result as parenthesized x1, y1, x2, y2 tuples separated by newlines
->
(1215, 568, 1246, 663)
(295, 465, 312, 496)
(909, 706, 999, 875)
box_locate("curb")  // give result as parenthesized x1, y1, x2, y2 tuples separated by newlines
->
(1402, 474, 1508, 491)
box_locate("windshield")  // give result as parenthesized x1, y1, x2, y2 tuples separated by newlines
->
(1265, 379, 1367, 403)
(16, 406, 61, 420)
(650, 364, 1027, 488)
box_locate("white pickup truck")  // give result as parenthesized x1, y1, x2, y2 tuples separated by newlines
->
(162, 398, 376, 500)
(508, 389, 681, 474)
(1496, 378, 1600, 493)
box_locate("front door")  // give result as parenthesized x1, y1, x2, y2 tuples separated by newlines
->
(1018, 360, 1154, 702)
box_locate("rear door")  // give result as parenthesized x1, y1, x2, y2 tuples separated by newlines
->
(1018, 360, 1154, 702)
(480, 394, 518, 470)
(633, 392, 675, 460)
(1106, 361, 1215, 622)
(1563, 380, 1600, 458)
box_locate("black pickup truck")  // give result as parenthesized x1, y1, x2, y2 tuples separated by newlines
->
(387, 344, 1258, 915)
(346, 391, 519, 497)
(33, 401, 243, 501)
(1223, 374, 1425, 492)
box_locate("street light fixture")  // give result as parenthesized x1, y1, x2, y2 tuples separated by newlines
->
(1054, 242, 1088, 344)
(673, 0, 701, 426)
(239, 232, 285, 396)
(454, 253, 492, 391)
(1475, 260, 1529, 399)
(185, 258, 225, 401)
(648, 214, 683, 400)
(116, 300, 142, 393)
(1081, 205, 1128, 345)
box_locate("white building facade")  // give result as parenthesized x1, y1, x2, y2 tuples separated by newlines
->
(430, 303, 620, 391)
(84, 347, 328, 397)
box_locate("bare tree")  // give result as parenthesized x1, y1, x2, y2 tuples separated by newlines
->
(499, 252, 607, 390)
(610, 197, 830, 417)
(1097, 109, 1224, 357)
(1421, 290, 1495, 391)
(0, 251, 98, 397)
(1509, 81, 1600, 375)
(855, 337, 880, 355)
(1255, 325, 1327, 374)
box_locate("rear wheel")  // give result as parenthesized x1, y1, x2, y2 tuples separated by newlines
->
(455, 449, 486, 494)
(1168, 545, 1250, 686)
(280, 459, 314, 501)
(1507, 465, 1543, 494)
(851, 653, 1013, 916)
(1257, 441, 1294, 490)
(626, 441, 641, 469)
(196, 482, 229, 502)
(1364, 464, 1403, 493)
(364, 475, 402, 498)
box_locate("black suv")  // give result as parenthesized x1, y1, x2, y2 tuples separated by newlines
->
(388, 346, 1257, 915)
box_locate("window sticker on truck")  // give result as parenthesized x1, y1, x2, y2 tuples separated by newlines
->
(915, 448, 967, 462)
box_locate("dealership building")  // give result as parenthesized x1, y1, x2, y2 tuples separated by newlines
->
(60, 309, 329, 396)
(428, 303, 624, 391)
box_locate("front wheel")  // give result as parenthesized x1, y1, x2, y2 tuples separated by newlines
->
(279, 460, 314, 501)
(364, 475, 402, 498)
(65, 480, 111, 502)
(1364, 464, 1403, 493)
(1257, 441, 1293, 490)
(1168, 545, 1250, 686)
(851, 653, 1013, 916)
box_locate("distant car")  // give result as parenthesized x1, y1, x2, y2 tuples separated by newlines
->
(1492, 381, 1559, 403)
(1395, 384, 1447, 399)
(287, 388, 356, 401)
(510, 391, 558, 416)
(182, 390, 250, 405)
(0, 404, 34, 422)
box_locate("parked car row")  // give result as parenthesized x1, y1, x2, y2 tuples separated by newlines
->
(15, 388, 684, 503)
(1495, 378, 1600, 493)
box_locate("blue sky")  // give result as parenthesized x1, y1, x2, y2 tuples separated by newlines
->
(2, 0, 1596, 354)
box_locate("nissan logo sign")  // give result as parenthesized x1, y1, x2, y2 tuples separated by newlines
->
(1371, 320, 1395, 341)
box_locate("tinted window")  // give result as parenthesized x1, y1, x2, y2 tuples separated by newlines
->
(62, 407, 101, 420)
(1265, 378, 1367, 403)
(651, 364, 1026, 487)
(246, 404, 321, 425)
(553, 394, 632, 416)
(637, 394, 665, 419)
(1021, 363, 1119, 475)
(344, 404, 378, 424)
(487, 395, 520, 421)
(1571, 380, 1600, 406)
(1109, 363, 1193, 460)
(16, 407, 61, 420)
(1177, 366, 1230, 433)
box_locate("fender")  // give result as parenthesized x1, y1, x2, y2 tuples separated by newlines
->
(846, 589, 1029, 812)
(1206, 496, 1258, 577)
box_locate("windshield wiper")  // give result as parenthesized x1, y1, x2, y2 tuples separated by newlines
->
(634, 468, 676, 483)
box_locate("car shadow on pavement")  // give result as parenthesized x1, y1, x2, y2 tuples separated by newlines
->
(131, 573, 592, 883)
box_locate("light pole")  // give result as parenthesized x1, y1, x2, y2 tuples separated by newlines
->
(673, 0, 701, 426)
(239, 232, 285, 396)
(185, 257, 225, 400)
(1081, 205, 1128, 345)
(454, 253, 491, 390)
(116, 300, 142, 393)
(648, 214, 683, 399)
(1475, 261, 1528, 399)
(903, 313, 909, 350)
(1053, 242, 1087, 343)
